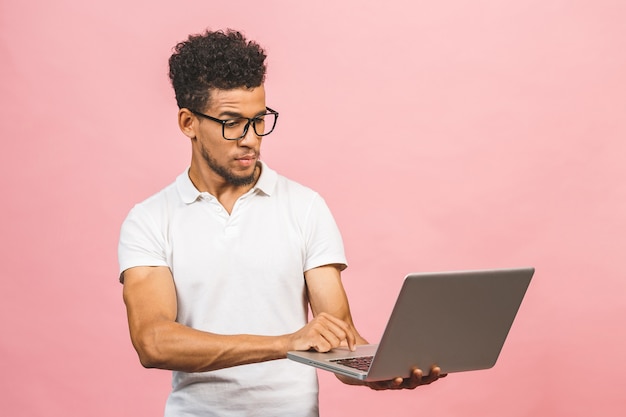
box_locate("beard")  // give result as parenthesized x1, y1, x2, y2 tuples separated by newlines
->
(200, 143, 259, 187)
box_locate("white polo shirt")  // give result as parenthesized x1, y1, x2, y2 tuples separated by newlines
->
(119, 161, 347, 417)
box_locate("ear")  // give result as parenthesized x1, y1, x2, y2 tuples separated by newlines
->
(178, 108, 197, 139)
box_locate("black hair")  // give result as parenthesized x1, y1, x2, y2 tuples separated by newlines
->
(168, 29, 267, 111)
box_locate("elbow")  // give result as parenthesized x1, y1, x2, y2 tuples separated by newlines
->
(131, 327, 170, 370)
(137, 349, 163, 369)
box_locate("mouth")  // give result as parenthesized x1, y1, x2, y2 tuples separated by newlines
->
(235, 153, 258, 167)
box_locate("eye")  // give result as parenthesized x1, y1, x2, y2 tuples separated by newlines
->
(224, 119, 243, 128)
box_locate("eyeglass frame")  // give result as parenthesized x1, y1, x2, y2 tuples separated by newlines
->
(189, 107, 279, 140)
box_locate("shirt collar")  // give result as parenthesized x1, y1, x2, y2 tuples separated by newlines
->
(252, 161, 276, 196)
(176, 167, 202, 204)
(176, 161, 277, 204)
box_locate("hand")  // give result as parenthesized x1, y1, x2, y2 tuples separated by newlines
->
(365, 366, 447, 391)
(289, 312, 357, 353)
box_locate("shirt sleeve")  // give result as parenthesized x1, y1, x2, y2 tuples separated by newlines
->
(118, 204, 169, 282)
(302, 193, 348, 272)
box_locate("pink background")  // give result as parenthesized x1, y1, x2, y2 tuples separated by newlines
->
(1, 1, 625, 416)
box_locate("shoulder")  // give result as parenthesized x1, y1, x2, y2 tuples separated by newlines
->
(259, 162, 320, 201)
(139, 169, 195, 208)
(123, 170, 191, 226)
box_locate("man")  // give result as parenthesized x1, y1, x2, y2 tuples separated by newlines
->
(119, 29, 445, 416)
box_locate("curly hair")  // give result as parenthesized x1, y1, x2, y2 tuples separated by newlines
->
(168, 29, 267, 111)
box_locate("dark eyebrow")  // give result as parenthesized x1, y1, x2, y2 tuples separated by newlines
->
(217, 111, 244, 119)
(218, 109, 268, 119)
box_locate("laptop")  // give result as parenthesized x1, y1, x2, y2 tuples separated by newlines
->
(287, 267, 534, 381)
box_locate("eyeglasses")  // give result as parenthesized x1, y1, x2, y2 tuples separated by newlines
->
(190, 107, 279, 140)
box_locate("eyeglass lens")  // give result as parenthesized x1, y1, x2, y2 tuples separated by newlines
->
(224, 112, 277, 140)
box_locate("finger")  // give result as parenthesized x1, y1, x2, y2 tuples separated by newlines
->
(422, 366, 443, 384)
(316, 314, 356, 351)
(315, 328, 342, 352)
(368, 366, 446, 391)
(326, 315, 357, 351)
(404, 367, 424, 389)
(367, 377, 405, 391)
(344, 326, 357, 351)
(310, 320, 350, 352)
(392, 377, 405, 389)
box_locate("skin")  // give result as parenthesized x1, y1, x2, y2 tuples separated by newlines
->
(122, 85, 445, 390)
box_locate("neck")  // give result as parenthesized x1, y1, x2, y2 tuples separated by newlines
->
(189, 162, 261, 212)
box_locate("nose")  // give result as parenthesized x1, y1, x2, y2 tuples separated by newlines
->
(238, 122, 261, 146)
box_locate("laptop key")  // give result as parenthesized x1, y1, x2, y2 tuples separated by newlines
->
(331, 356, 373, 371)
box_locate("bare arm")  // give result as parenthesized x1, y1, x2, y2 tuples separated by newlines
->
(303, 264, 368, 349)
(303, 264, 371, 386)
(303, 265, 447, 389)
(122, 266, 295, 373)
(122, 265, 362, 373)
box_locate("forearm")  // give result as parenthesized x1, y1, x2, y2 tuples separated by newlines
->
(132, 320, 291, 373)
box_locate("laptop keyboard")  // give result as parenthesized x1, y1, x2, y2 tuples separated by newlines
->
(330, 356, 373, 372)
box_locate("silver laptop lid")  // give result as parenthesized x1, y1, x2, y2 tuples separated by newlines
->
(366, 267, 534, 381)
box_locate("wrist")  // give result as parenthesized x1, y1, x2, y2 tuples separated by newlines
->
(277, 333, 294, 358)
